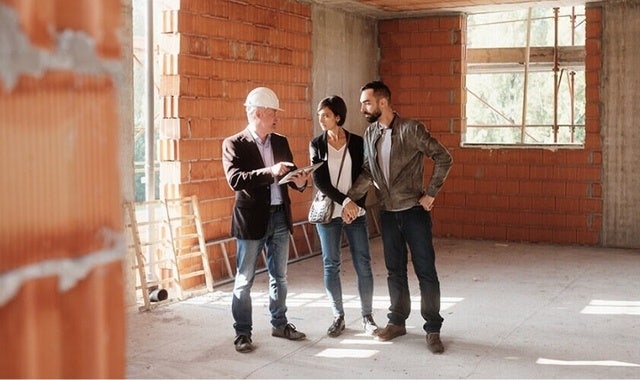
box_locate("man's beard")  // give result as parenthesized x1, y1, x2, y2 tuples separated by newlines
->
(364, 110, 381, 123)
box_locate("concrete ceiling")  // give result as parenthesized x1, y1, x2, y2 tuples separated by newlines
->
(310, 0, 599, 18)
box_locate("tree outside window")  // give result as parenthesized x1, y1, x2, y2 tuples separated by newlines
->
(464, 7, 586, 146)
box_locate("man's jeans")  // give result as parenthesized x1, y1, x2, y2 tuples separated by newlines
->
(232, 209, 290, 336)
(379, 206, 444, 333)
(316, 215, 374, 318)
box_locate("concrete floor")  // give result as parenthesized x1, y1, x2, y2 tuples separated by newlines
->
(126, 237, 640, 379)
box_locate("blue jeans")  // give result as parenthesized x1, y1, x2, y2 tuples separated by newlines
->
(316, 215, 374, 318)
(379, 206, 443, 333)
(232, 209, 290, 336)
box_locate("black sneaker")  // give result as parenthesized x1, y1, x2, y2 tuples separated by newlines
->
(234, 335, 254, 353)
(362, 314, 379, 335)
(272, 323, 306, 340)
(327, 316, 345, 337)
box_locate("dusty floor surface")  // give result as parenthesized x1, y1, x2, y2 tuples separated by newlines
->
(126, 237, 640, 379)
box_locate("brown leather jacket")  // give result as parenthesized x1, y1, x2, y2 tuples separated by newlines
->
(348, 113, 453, 211)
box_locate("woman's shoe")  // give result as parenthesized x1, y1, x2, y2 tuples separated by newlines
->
(327, 315, 345, 337)
(362, 314, 379, 335)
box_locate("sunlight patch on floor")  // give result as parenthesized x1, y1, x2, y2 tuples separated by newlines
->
(339, 339, 392, 345)
(537, 358, 640, 367)
(315, 348, 378, 358)
(580, 299, 640, 315)
(194, 291, 464, 311)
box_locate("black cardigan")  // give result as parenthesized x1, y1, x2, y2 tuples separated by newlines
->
(309, 129, 367, 208)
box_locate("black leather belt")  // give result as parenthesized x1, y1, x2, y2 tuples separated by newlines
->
(270, 204, 284, 212)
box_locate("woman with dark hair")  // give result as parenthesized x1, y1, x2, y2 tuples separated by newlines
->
(309, 95, 378, 337)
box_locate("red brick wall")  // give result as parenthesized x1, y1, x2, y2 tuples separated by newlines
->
(378, 7, 603, 245)
(157, 0, 314, 276)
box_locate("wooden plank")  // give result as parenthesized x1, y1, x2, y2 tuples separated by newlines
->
(467, 46, 585, 65)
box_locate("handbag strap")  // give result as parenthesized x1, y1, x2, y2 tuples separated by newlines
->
(334, 133, 350, 188)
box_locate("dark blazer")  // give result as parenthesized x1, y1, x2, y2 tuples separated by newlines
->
(222, 128, 301, 239)
(309, 129, 367, 209)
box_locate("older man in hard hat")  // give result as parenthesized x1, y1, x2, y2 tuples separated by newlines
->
(222, 87, 311, 353)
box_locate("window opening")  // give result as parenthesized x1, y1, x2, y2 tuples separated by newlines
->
(464, 6, 586, 147)
(132, 0, 163, 285)
(133, 0, 160, 201)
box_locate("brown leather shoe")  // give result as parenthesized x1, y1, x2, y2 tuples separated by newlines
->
(374, 323, 406, 341)
(426, 333, 444, 354)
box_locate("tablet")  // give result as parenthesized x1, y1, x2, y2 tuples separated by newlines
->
(278, 162, 324, 185)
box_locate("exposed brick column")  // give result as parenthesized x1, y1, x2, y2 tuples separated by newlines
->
(584, 5, 603, 245)
(0, 1, 125, 377)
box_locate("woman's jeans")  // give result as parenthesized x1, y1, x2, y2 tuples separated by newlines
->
(379, 206, 444, 333)
(316, 215, 374, 318)
(232, 209, 290, 336)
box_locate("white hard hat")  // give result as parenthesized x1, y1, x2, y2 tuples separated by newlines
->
(244, 87, 284, 111)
